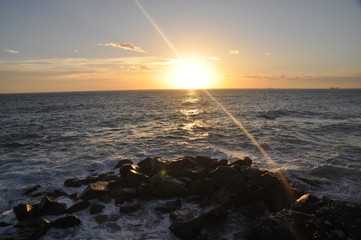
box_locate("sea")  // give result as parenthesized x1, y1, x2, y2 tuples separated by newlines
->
(0, 89, 360, 239)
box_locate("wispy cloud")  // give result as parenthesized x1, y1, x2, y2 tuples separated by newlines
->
(3, 48, 19, 54)
(207, 56, 221, 61)
(98, 42, 146, 53)
(74, 49, 80, 53)
(230, 50, 239, 55)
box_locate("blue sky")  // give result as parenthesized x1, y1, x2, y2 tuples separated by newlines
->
(1, 0, 361, 92)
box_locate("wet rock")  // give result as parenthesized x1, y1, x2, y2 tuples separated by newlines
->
(292, 194, 329, 214)
(64, 177, 97, 188)
(97, 172, 120, 182)
(39, 196, 67, 215)
(189, 178, 216, 196)
(0, 218, 50, 240)
(169, 217, 204, 240)
(229, 157, 252, 167)
(108, 179, 127, 190)
(69, 192, 81, 200)
(248, 209, 313, 240)
(150, 157, 169, 175)
(137, 157, 155, 175)
(170, 209, 195, 222)
(94, 214, 119, 224)
(237, 167, 265, 181)
(211, 188, 233, 207)
(208, 166, 238, 179)
(217, 159, 228, 166)
(195, 155, 217, 168)
(182, 166, 208, 180)
(0, 221, 11, 227)
(67, 200, 91, 213)
(113, 159, 133, 169)
(241, 200, 267, 217)
(155, 199, 182, 213)
(119, 164, 137, 178)
(137, 183, 153, 199)
(215, 174, 246, 192)
(153, 176, 188, 199)
(119, 203, 142, 214)
(51, 215, 81, 228)
(110, 188, 137, 199)
(167, 157, 196, 177)
(13, 204, 39, 221)
(200, 205, 228, 224)
(47, 189, 68, 198)
(125, 169, 149, 187)
(80, 181, 109, 200)
(23, 185, 41, 195)
(89, 204, 105, 215)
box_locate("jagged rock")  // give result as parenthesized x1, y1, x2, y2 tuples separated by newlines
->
(23, 185, 41, 195)
(155, 199, 181, 213)
(217, 159, 228, 166)
(211, 188, 233, 207)
(169, 216, 204, 240)
(195, 155, 217, 167)
(167, 158, 196, 177)
(97, 172, 120, 182)
(248, 209, 313, 240)
(89, 204, 105, 215)
(0, 218, 50, 240)
(67, 200, 91, 213)
(182, 166, 208, 180)
(47, 189, 68, 198)
(110, 188, 137, 199)
(119, 203, 141, 214)
(292, 194, 329, 214)
(0, 221, 11, 227)
(108, 179, 127, 190)
(125, 169, 149, 187)
(170, 209, 195, 222)
(113, 159, 133, 169)
(150, 157, 169, 175)
(80, 181, 109, 200)
(214, 173, 246, 192)
(189, 178, 216, 196)
(64, 177, 97, 187)
(153, 176, 188, 199)
(229, 157, 252, 167)
(119, 164, 137, 178)
(137, 183, 153, 199)
(51, 215, 81, 228)
(208, 166, 238, 179)
(137, 157, 154, 174)
(241, 200, 267, 216)
(200, 205, 228, 224)
(13, 204, 39, 221)
(39, 196, 67, 215)
(237, 167, 265, 181)
(69, 192, 81, 200)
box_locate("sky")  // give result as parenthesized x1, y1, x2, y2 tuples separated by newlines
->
(0, 0, 361, 93)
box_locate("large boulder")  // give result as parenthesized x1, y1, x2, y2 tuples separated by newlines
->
(228, 157, 252, 167)
(0, 218, 50, 240)
(80, 181, 109, 200)
(125, 169, 149, 187)
(170, 209, 195, 222)
(38, 196, 67, 215)
(155, 199, 182, 213)
(67, 200, 91, 213)
(137, 157, 155, 175)
(51, 215, 81, 228)
(113, 159, 133, 169)
(169, 217, 204, 240)
(153, 176, 188, 199)
(208, 166, 238, 179)
(89, 204, 105, 215)
(292, 194, 329, 214)
(13, 204, 39, 221)
(119, 203, 142, 214)
(189, 178, 216, 196)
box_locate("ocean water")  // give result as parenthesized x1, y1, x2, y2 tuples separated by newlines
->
(0, 89, 360, 238)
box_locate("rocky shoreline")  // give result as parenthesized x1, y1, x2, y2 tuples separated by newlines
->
(1, 155, 360, 240)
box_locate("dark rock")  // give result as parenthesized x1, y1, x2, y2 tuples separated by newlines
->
(253, 172, 282, 189)
(64, 177, 97, 188)
(153, 176, 188, 199)
(182, 166, 208, 180)
(93, 214, 119, 224)
(170, 209, 195, 222)
(189, 178, 216, 196)
(169, 217, 203, 240)
(217, 159, 228, 166)
(167, 158, 196, 177)
(241, 200, 267, 216)
(89, 204, 105, 215)
(137, 157, 154, 175)
(119, 164, 137, 178)
(97, 172, 120, 182)
(137, 183, 153, 199)
(30, 192, 47, 198)
(51, 215, 81, 228)
(211, 188, 233, 207)
(155, 199, 181, 213)
(80, 181, 109, 200)
(237, 167, 265, 181)
(214, 174, 246, 192)
(98, 193, 112, 203)
(23, 185, 41, 195)
(195, 155, 217, 168)
(150, 157, 169, 175)
(125, 169, 149, 187)
(119, 203, 141, 214)
(0, 221, 11, 227)
(113, 159, 133, 169)
(13, 204, 39, 221)
(0, 218, 50, 240)
(208, 166, 238, 179)
(229, 157, 252, 167)
(39, 196, 67, 215)
(47, 189, 68, 198)
(248, 209, 313, 240)
(108, 179, 127, 190)
(67, 200, 91, 213)
(69, 192, 81, 200)
(110, 188, 137, 199)
(292, 194, 329, 214)
(200, 205, 228, 224)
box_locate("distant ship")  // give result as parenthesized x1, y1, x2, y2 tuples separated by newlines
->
(330, 87, 339, 89)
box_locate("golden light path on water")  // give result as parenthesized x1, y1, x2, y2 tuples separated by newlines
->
(133, 0, 295, 200)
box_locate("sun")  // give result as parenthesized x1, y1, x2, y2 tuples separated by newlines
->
(168, 60, 217, 89)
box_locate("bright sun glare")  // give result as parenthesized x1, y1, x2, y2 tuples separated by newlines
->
(170, 60, 216, 89)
